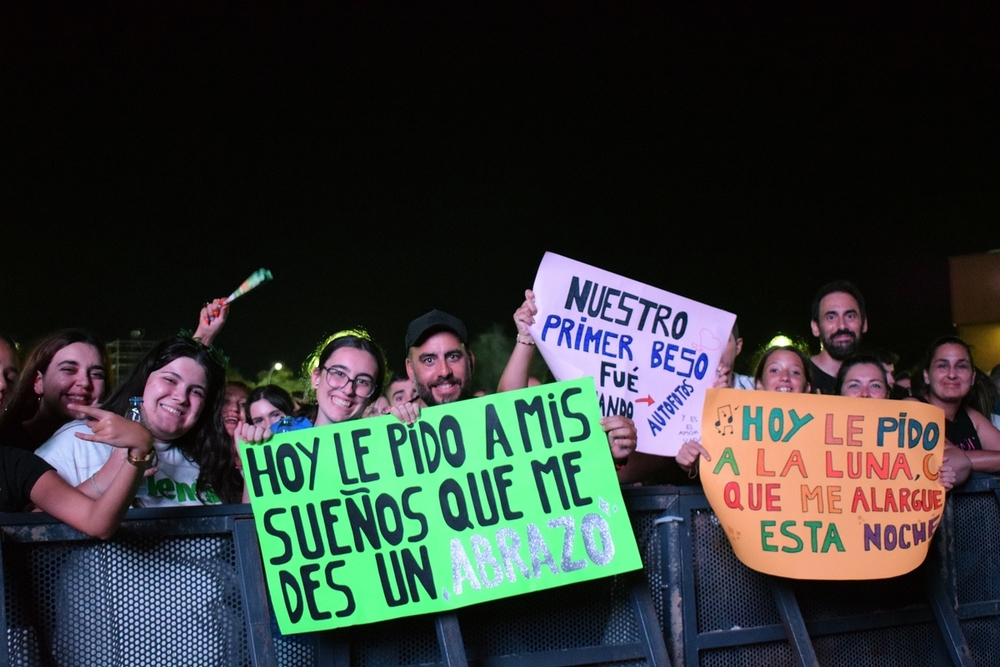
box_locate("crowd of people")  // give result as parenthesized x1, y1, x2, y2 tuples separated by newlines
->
(2, 279, 999, 539)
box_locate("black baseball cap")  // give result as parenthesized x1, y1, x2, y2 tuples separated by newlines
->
(405, 310, 468, 351)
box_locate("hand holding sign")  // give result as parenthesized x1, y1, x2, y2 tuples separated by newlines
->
(527, 252, 735, 455)
(700, 388, 946, 580)
(242, 380, 642, 633)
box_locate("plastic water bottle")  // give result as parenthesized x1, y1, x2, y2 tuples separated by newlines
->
(272, 415, 294, 433)
(126, 397, 143, 422)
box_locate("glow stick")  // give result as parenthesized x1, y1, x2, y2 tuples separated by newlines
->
(224, 268, 274, 304)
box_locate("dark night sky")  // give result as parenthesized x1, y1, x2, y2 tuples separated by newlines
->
(2, 3, 998, 381)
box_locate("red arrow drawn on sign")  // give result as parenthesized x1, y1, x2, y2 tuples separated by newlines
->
(635, 396, 655, 406)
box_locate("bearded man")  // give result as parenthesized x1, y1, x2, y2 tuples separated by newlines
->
(809, 280, 868, 394)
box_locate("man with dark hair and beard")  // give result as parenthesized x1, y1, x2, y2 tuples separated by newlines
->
(403, 309, 475, 408)
(390, 308, 636, 469)
(808, 280, 868, 394)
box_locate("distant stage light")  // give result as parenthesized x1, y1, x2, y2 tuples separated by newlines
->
(767, 334, 794, 348)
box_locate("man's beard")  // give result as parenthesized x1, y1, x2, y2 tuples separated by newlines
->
(415, 359, 473, 406)
(824, 329, 860, 361)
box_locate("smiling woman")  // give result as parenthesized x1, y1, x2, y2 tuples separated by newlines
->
(904, 336, 1000, 481)
(753, 346, 813, 394)
(0, 329, 109, 451)
(34, 335, 243, 506)
(674, 345, 813, 479)
(306, 329, 387, 427)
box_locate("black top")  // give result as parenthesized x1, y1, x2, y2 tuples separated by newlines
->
(0, 418, 41, 451)
(808, 359, 836, 395)
(947, 407, 982, 452)
(1, 446, 54, 511)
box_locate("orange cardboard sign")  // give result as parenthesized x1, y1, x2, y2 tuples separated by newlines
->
(700, 389, 945, 580)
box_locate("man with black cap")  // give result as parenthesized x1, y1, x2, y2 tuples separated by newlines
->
(392, 307, 636, 468)
(405, 309, 475, 407)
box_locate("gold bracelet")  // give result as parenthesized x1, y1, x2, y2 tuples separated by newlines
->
(516, 334, 535, 346)
(127, 448, 155, 470)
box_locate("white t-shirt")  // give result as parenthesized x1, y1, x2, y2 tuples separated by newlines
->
(35, 420, 219, 506)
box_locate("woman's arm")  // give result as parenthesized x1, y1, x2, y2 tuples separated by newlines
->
(29, 406, 153, 539)
(193, 298, 229, 346)
(497, 289, 538, 393)
(963, 408, 1000, 472)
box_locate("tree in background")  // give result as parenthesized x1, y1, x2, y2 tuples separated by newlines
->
(470, 324, 551, 396)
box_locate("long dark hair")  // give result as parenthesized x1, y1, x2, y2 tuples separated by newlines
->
(0, 328, 109, 450)
(245, 384, 296, 421)
(104, 335, 242, 504)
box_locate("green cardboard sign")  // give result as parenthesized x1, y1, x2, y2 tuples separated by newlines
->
(241, 378, 642, 634)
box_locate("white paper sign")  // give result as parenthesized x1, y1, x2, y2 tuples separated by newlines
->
(529, 252, 736, 455)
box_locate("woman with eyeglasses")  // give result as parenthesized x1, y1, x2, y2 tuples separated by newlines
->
(306, 330, 387, 427)
(236, 330, 386, 501)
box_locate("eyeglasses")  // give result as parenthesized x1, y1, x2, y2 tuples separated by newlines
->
(321, 366, 377, 397)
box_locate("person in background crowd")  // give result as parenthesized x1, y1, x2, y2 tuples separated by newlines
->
(890, 369, 913, 399)
(871, 348, 899, 390)
(968, 366, 1000, 432)
(809, 280, 867, 394)
(907, 336, 1000, 486)
(244, 384, 295, 428)
(715, 321, 755, 390)
(386, 370, 417, 407)
(36, 335, 243, 506)
(0, 332, 20, 413)
(0, 329, 109, 451)
(222, 381, 251, 438)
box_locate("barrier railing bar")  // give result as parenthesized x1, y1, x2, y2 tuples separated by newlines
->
(471, 643, 653, 666)
(770, 577, 819, 667)
(927, 572, 976, 667)
(233, 516, 279, 667)
(803, 606, 937, 636)
(314, 631, 351, 667)
(956, 600, 1000, 619)
(694, 625, 788, 649)
(626, 569, 673, 666)
(435, 612, 469, 667)
(676, 496, 704, 667)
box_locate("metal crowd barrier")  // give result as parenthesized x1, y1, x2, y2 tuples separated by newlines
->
(2, 476, 998, 666)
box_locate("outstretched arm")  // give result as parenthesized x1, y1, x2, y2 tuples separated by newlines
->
(962, 409, 1000, 473)
(498, 289, 538, 393)
(193, 298, 230, 346)
(29, 405, 153, 539)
